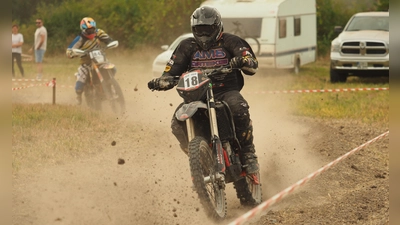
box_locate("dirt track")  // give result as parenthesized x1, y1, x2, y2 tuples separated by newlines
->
(12, 62, 389, 225)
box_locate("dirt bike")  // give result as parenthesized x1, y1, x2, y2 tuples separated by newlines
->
(172, 66, 262, 219)
(72, 41, 125, 114)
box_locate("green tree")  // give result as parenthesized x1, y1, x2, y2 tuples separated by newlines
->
(26, 0, 204, 53)
(14, 0, 383, 56)
(12, 0, 63, 24)
(316, 0, 336, 56)
(375, 0, 389, 11)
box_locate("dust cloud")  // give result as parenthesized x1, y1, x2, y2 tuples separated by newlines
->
(12, 56, 325, 225)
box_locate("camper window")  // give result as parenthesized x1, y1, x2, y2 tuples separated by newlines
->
(294, 17, 301, 36)
(279, 18, 287, 38)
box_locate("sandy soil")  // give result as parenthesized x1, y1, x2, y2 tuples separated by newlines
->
(12, 61, 389, 225)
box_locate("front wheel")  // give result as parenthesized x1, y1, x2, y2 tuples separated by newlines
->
(189, 136, 227, 219)
(330, 66, 347, 83)
(83, 84, 102, 110)
(102, 74, 126, 114)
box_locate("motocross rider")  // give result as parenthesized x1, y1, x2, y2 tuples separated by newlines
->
(147, 6, 259, 175)
(66, 17, 114, 105)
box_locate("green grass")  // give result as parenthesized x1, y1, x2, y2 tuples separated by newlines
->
(289, 60, 389, 125)
(293, 91, 389, 124)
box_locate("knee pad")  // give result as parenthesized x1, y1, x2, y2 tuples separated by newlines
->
(236, 122, 255, 151)
(237, 126, 253, 144)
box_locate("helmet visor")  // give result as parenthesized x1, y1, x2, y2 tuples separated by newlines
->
(193, 25, 217, 37)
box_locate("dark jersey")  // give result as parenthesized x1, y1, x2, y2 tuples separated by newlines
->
(162, 33, 258, 93)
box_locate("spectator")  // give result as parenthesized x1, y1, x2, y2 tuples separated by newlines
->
(12, 24, 24, 77)
(29, 18, 47, 80)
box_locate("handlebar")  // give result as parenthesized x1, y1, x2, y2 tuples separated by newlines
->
(71, 40, 119, 57)
(186, 65, 234, 78)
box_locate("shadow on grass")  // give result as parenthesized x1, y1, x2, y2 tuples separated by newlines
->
(346, 76, 389, 84)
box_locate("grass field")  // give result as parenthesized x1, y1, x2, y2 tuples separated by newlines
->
(292, 61, 389, 124)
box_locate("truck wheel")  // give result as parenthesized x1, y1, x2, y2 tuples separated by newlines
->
(294, 58, 300, 74)
(330, 67, 347, 83)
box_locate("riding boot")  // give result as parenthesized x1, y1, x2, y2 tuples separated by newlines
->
(76, 91, 83, 105)
(238, 124, 259, 174)
(75, 80, 85, 105)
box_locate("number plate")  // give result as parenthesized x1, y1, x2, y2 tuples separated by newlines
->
(357, 61, 368, 69)
(183, 72, 200, 88)
(89, 50, 102, 59)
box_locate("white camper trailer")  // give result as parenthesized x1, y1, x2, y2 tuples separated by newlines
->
(201, 0, 317, 73)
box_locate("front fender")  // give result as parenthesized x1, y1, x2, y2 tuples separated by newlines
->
(100, 63, 115, 69)
(175, 101, 207, 121)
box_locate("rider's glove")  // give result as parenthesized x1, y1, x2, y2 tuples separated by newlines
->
(148, 78, 159, 90)
(229, 56, 245, 69)
(66, 49, 75, 59)
(148, 76, 176, 91)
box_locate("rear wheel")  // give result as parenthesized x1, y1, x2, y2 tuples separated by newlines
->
(189, 136, 227, 219)
(234, 172, 262, 207)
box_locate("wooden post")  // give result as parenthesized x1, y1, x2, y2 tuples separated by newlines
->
(52, 78, 56, 105)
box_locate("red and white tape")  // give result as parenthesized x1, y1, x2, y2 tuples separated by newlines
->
(12, 80, 74, 91)
(12, 78, 49, 82)
(244, 87, 389, 94)
(12, 80, 58, 91)
(228, 131, 389, 225)
(12, 83, 48, 91)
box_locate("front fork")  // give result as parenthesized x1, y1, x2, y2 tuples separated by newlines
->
(92, 63, 115, 100)
(186, 87, 226, 189)
(92, 63, 104, 83)
(206, 88, 226, 175)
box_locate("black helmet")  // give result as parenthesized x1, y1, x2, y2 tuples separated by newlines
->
(190, 6, 223, 50)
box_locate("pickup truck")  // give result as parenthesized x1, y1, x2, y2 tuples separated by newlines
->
(329, 11, 389, 83)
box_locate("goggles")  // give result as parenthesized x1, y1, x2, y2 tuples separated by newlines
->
(193, 25, 217, 36)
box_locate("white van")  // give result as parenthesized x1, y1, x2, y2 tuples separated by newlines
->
(201, 0, 317, 73)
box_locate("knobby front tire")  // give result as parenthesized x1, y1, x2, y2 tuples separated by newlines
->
(103, 73, 126, 114)
(189, 136, 227, 219)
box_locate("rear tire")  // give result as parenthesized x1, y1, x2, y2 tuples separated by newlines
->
(189, 136, 227, 219)
(234, 172, 262, 207)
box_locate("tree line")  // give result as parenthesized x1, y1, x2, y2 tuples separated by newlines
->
(12, 0, 388, 56)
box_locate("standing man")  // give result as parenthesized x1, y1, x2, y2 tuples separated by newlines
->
(29, 18, 47, 80)
(12, 24, 24, 77)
